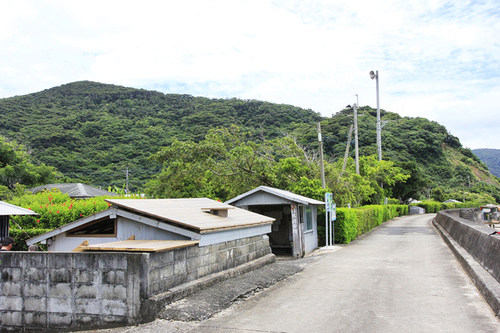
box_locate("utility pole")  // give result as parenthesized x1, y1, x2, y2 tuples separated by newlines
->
(353, 103, 360, 175)
(342, 124, 354, 174)
(317, 122, 326, 189)
(370, 70, 382, 161)
(122, 167, 130, 194)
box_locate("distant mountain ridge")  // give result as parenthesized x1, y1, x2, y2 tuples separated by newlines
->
(472, 149, 500, 177)
(0, 80, 498, 202)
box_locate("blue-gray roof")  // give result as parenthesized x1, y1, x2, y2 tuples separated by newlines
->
(225, 186, 325, 206)
(28, 183, 118, 199)
(0, 201, 39, 216)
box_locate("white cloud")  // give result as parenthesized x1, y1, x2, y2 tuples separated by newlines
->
(0, 0, 499, 149)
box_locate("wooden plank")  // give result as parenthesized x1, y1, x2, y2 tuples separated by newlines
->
(72, 240, 89, 252)
(81, 239, 199, 252)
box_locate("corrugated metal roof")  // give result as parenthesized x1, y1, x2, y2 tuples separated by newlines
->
(225, 186, 325, 206)
(28, 183, 119, 198)
(0, 201, 39, 216)
(106, 198, 274, 233)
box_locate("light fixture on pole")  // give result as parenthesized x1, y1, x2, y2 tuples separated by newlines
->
(369, 70, 381, 161)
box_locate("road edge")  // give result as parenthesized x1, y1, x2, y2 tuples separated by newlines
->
(433, 219, 500, 316)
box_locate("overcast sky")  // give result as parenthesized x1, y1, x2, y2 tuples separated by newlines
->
(1, 0, 499, 149)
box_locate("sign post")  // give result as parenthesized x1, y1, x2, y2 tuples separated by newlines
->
(325, 193, 336, 246)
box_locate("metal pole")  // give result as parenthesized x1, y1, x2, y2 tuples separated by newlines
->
(317, 122, 326, 189)
(354, 104, 360, 175)
(376, 70, 381, 161)
(325, 193, 329, 247)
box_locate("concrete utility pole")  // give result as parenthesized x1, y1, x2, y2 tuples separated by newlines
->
(353, 103, 360, 175)
(370, 70, 382, 161)
(317, 122, 326, 189)
(342, 124, 354, 174)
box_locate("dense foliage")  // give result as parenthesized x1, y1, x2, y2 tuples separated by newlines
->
(473, 149, 500, 178)
(0, 81, 321, 192)
(0, 81, 498, 204)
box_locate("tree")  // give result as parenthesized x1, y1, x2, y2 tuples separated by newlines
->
(391, 161, 430, 204)
(0, 136, 59, 197)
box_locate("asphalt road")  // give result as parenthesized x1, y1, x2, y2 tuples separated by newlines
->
(84, 214, 500, 333)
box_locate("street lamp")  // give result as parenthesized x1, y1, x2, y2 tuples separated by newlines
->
(369, 70, 381, 161)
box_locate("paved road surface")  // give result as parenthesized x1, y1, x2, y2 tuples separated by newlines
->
(87, 214, 500, 332)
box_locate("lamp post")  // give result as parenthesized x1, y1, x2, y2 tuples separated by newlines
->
(370, 70, 381, 161)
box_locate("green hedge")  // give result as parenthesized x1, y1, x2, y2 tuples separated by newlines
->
(410, 201, 484, 213)
(332, 204, 408, 244)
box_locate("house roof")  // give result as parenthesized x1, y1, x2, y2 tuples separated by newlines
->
(28, 183, 118, 199)
(106, 198, 274, 233)
(225, 186, 325, 206)
(26, 198, 274, 246)
(0, 201, 39, 216)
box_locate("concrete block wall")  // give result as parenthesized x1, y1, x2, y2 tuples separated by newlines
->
(146, 235, 271, 297)
(434, 210, 500, 283)
(0, 251, 144, 332)
(0, 234, 271, 332)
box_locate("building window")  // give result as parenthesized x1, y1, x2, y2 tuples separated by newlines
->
(305, 206, 313, 231)
(67, 218, 116, 237)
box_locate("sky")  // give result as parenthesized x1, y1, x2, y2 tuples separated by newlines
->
(1, 0, 499, 149)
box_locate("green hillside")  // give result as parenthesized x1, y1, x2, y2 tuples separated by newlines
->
(0, 81, 321, 191)
(472, 149, 500, 178)
(1, 81, 498, 202)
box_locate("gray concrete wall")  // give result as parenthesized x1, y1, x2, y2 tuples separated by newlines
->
(0, 235, 271, 332)
(434, 210, 500, 283)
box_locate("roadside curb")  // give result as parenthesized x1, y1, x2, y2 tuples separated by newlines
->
(141, 253, 276, 322)
(433, 219, 500, 316)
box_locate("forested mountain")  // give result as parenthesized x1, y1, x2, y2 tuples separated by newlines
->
(0, 81, 321, 190)
(1, 81, 498, 202)
(472, 149, 500, 178)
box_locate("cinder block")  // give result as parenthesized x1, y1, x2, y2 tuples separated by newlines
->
(173, 260, 186, 275)
(102, 300, 127, 316)
(49, 283, 72, 298)
(48, 253, 72, 268)
(172, 273, 187, 286)
(199, 254, 210, 267)
(102, 285, 126, 301)
(25, 268, 46, 283)
(103, 270, 126, 285)
(99, 254, 127, 270)
(24, 297, 47, 312)
(197, 265, 211, 278)
(75, 298, 101, 315)
(2, 282, 21, 296)
(186, 270, 198, 282)
(150, 251, 173, 267)
(0, 253, 22, 266)
(74, 269, 99, 284)
(102, 315, 127, 325)
(186, 257, 200, 272)
(1, 311, 22, 326)
(75, 314, 101, 327)
(49, 297, 72, 313)
(24, 282, 46, 297)
(186, 245, 199, 259)
(174, 248, 186, 261)
(2, 268, 22, 282)
(159, 265, 174, 279)
(232, 247, 243, 258)
(75, 254, 99, 270)
(25, 312, 47, 326)
(149, 268, 160, 282)
(23, 254, 46, 268)
(0, 296, 23, 311)
(160, 277, 173, 291)
(217, 242, 227, 252)
(48, 313, 72, 327)
(208, 253, 218, 265)
(75, 284, 97, 299)
(248, 251, 257, 261)
(199, 246, 210, 256)
(216, 251, 226, 263)
(49, 268, 72, 283)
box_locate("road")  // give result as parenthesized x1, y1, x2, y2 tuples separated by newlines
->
(86, 214, 500, 332)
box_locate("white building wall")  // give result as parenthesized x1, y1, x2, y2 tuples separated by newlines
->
(303, 206, 318, 255)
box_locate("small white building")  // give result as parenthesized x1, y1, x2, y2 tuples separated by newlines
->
(27, 198, 274, 251)
(225, 186, 324, 258)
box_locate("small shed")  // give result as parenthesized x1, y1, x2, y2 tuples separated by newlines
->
(225, 186, 324, 258)
(28, 183, 119, 199)
(0, 201, 38, 241)
(26, 198, 274, 252)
